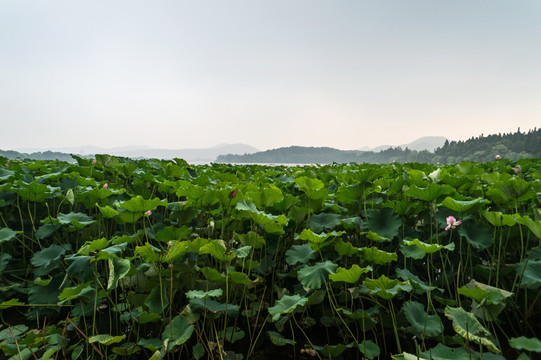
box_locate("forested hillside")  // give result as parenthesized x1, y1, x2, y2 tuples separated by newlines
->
(217, 128, 541, 164)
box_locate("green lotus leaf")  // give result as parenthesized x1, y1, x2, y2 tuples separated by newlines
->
(0, 168, 14, 180)
(236, 200, 288, 226)
(78, 237, 110, 255)
(285, 243, 317, 266)
(391, 353, 430, 360)
(58, 282, 94, 302)
(162, 241, 190, 262)
(31, 244, 70, 268)
(444, 306, 500, 353)
(515, 215, 541, 240)
(309, 212, 342, 232)
(96, 243, 128, 260)
(361, 247, 397, 264)
(119, 196, 165, 213)
(97, 205, 119, 218)
(515, 259, 541, 289)
(108, 258, 131, 290)
(367, 208, 401, 239)
(18, 181, 51, 202)
(35, 223, 60, 240)
(267, 331, 295, 346)
(137, 312, 161, 324)
(0, 298, 24, 310)
(362, 275, 412, 300)
(406, 183, 454, 202)
(235, 231, 265, 249)
(402, 300, 443, 338)
(89, 334, 126, 346)
(200, 267, 226, 283)
(200, 240, 236, 262)
(363, 231, 392, 242)
(420, 343, 472, 360)
(0, 324, 28, 341)
(233, 245, 252, 258)
(334, 238, 359, 256)
(481, 210, 517, 227)
(161, 315, 194, 351)
(0, 253, 10, 274)
(295, 176, 327, 200)
(189, 298, 239, 316)
(329, 264, 372, 284)
(313, 342, 354, 358)
(186, 289, 223, 299)
(441, 197, 488, 213)
(155, 226, 192, 242)
(138, 338, 163, 352)
(509, 336, 541, 352)
(221, 326, 245, 344)
(336, 184, 363, 204)
(399, 241, 427, 259)
(145, 287, 169, 314)
(297, 229, 341, 250)
(246, 185, 283, 208)
(396, 268, 441, 293)
(458, 222, 494, 250)
(57, 212, 96, 228)
(65, 254, 93, 282)
(268, 294, 308, 321)
(403, 238, 455, 254)
(297, 261, 338, 289)
(0, 228, 17, 244)
(358, 340, 380, 360)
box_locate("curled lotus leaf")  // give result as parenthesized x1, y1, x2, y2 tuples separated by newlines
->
(444, 306, 500, 353)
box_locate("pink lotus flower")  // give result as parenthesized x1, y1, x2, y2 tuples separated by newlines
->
(92, 159, 97, 165)
(494, 154, 501, 159)
(103, 183, 108, 189)
(514, 167, 521, 174)
(145, 210, 152, 216)
(445, 216, 462, 231)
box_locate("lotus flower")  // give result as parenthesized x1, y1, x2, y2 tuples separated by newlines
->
(514, 167, 521, 174)
(103, 183, 108, 189)
(495, 154, 501, 159)
(445, 216, 461, 231)
(229, 190, 236, 199)
(92, 159, 97, 165)
(145, 210, 152, 216)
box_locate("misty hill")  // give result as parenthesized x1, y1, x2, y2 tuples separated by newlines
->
(217, 128, 541, 164)
(5, 143, 258, 162)
(369, 136, 447, 152)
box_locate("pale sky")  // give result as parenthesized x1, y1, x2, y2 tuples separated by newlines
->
(1, 1, 540, 151)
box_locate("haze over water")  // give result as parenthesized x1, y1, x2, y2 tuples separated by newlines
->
(1, 1, 540, 151)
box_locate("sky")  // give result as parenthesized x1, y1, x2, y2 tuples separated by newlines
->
(1, 1, 540, 152)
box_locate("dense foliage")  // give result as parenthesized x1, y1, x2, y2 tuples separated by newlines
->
(0, 155, 540, 359)
(217, 128, 541, 164)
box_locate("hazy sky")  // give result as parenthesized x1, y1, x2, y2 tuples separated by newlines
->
(1, 1, 540, 151)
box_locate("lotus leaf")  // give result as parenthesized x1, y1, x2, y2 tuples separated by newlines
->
(297, 260, 338, 289)
(329, 264, 372, 284)
(362, 275, 412, 300)
(402, 300, 443, 338)
(161, 315, 194, 351)
(268, 294, 308, 321)
(285, 243, 317, 266)
(444, 306, 500, 353)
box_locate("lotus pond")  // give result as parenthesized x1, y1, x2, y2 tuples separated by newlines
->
(0, 155, 540, 359)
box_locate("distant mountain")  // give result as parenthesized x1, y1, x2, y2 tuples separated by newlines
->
(6, 143, 259, 162)
(217, 128, 540, 164)
(368, 136, 447, 152)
